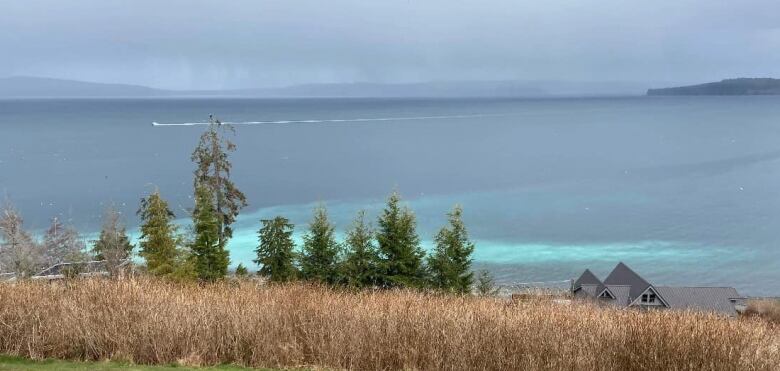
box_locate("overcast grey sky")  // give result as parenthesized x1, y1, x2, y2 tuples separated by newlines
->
(1, 0, 779, 90)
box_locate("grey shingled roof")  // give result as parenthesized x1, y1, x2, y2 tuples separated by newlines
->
(603, 262, 651, 302)
(576, 284, 601, 297)
(654, 287, 740, 316)
(603, 285, 631, 307)
(574, 269, 602, 288)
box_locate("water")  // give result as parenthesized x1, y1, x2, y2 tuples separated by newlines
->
(1, 96, 779, 295)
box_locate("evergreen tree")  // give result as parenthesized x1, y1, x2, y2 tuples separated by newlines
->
(137, 190, 180, 277)
(254, 216, 297, 282)
(191, 185, 230, 281)
(191, 116, 247, 246)
(92, 206, 134, 277)
(42, 217, 87, 267)
(375, 191, 426, 288)
(341, 210, 380, 288)
(299, 204, 340, 284)
(475, 270, 499, 296)
(235, 263, 249, 277)
(428, 205, 475, 293)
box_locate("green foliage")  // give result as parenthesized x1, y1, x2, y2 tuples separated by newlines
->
(299, 204, 340, 284)
(341, 210, 380, 288)
(191, 185, 230, 281)
(235, 263, 249, 277)
(254, 216, 297, 282)
(375, 191, 426, 288)
(476, 269, 499, 296)
(427, 205, 475, 293)
(137, 190, 181, 277)
(191, 116, 247, 245)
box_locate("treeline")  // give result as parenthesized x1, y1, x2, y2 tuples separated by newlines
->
(0, 117, 494, 293)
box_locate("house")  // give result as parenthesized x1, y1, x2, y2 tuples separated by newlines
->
(572, 262, 744, 316)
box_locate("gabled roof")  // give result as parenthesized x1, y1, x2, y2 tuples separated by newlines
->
(575, 284, 601, 297)
(655, 287, 741, 316)
(603, 262, 652, 302)
(602, 285, 631, 307)
(574, 268, 602, 288)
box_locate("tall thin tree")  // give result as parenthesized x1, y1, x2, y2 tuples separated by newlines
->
(191, 115, 247, 246)
(341, 210, 380, 288)
(191, 185, 229, 281)
(428, 205, 475, 293)
(299, 204, 340, 284)
(92, 206, 134, 277)
(137, 190, 180, 276)
(375, 191, 426, 288)
(254, 216, 297, 282)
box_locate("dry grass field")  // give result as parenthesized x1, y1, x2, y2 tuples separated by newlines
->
(0, 279, 778, 370)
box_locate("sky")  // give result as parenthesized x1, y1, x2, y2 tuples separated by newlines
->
(1, 0, 780, 90)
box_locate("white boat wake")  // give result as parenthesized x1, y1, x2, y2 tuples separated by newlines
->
(152, 113, 508, 126)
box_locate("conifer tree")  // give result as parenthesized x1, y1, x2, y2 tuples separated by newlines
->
(254, 216, 297, 282)
(42, 217, 87, 267)
(428, 205, 475, 293)
(299, 204, 340, 284)
(137, 190, 180, 277)
(341, 210, 380, 288)
(191, 116, 247, 246)
(191, 185, 230, 281)
(476, 269, 499, 296)
(234, 263, 249, 277)
(92, 206, 134, 277)
(375, 191, 426, 288)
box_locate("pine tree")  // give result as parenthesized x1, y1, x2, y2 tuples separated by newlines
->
(428, 205, 475, 293)
(191, 185, 230, 281)
(42, 217, 87, 267)
(191, 116, 247, 246)
(137, 190, 180, 277)
(341, 210, 380, 288)
(476, 270, 499, 296)
(299, 204, 340, 284)
(235, 263, 249, 277)
(0, 201, 40, 278)
(254, 216, 297, 282)
(375, 191, 426, 288)
(92, 206, 134, 277)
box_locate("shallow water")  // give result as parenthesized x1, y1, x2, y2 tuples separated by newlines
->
(1, 97, 779, 295)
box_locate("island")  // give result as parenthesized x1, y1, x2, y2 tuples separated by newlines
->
(647, 78, 780, 96)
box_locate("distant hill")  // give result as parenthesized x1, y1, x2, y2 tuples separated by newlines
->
(0, 76, 652, 98)
(0, 76, 165, 97)
(647, 78, 780, 96)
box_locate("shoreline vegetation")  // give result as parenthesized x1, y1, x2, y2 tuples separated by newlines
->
(2, 117, 779, 369)
(0, 279, 778, 370)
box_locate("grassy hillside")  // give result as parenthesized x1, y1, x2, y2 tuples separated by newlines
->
(647, 78, 780, 95)
(0, 279, 777, 370)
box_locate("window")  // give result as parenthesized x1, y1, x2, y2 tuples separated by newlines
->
(599, 291, 612, 299)
(641, 292, 657, 304)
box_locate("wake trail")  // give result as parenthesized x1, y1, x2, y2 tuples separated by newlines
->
(152, 113, 509, 127)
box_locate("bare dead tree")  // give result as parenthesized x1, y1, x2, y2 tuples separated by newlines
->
(42, 216, 87, 268)
(0, 201, 41, 278)
(92, 206, 134, 277)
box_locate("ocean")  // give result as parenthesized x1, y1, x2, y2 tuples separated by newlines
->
(1, 96, 779, 295)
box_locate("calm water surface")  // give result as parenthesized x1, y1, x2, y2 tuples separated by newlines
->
(1, 97, 779, 295)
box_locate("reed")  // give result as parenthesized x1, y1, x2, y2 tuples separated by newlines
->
(0, 279, 777, 370)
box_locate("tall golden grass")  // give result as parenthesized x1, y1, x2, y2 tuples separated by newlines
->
(0, 279, 777, 370)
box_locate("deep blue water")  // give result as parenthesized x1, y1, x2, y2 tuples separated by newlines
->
(1, 97, 779, 295)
